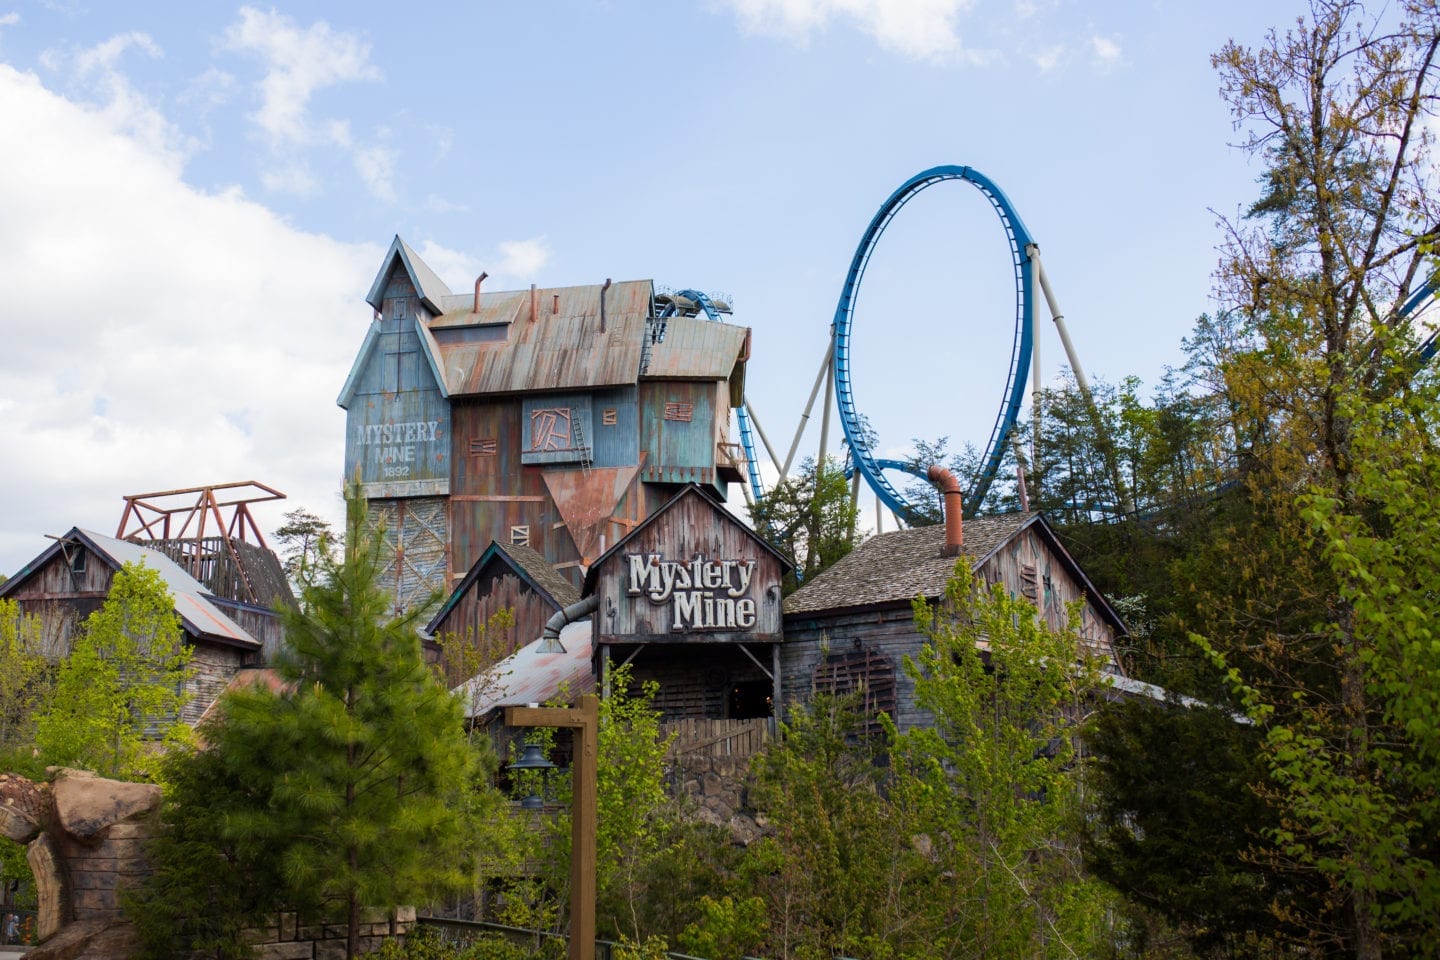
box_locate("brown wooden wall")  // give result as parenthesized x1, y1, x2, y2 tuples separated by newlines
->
(611, 645, 772, 722)
(7, 548, 115, 654)
(428, 568, 551, 662)
(182, 644, 247, 725)
(591, 492, 784, 644)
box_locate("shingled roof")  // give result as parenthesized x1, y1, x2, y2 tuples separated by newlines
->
(425, 539, 580, 637)
(784, 513, 1037, 616)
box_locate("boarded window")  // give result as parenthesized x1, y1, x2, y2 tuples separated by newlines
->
(664, 401, 694, 422)
(469, 438, 497, 456)
(529, 407, 573, 451)
(601, 408, 617, 426)
(1020, 564, 1039, 600)
(812, 646, 896, 736)
(510, 525, 530, 547)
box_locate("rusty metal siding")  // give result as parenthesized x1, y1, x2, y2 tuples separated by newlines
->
(429, 281, 653, 396)
(641, 316, 748, 380)
(521, 393, 593, 465)
(638, 381, 725, 493)
(590, 491, 784, 644)
(449, 401, 580, 587)
(589, 386, 639, 468)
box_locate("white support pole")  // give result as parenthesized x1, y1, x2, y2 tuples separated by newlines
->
(782, 339, 834, 478)
(1030, 248, 1135, 514)
(1027, 244, 1043, 496)
(744, 402, 784, 477)
(818, 330, 835, 469)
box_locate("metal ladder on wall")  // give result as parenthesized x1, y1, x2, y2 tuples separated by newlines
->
(572, 412, 592, 477)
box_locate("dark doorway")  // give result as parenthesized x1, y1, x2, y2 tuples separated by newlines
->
(728, 680, 772, 719)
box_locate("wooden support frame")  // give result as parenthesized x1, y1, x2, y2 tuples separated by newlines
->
(504, 695, 599, 960)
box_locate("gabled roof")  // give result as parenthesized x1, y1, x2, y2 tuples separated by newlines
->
(783, 512, 1128, 637)
(582, 484, 791, 596)
(452, 620, 595, 720)
(366, 236, 453, 314)
(426, 539, 580, 637)
(0, 528, 262, 650)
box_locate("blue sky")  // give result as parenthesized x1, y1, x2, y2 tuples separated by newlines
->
(0, 0, 1285, 575)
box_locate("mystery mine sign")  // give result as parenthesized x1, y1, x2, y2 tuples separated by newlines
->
(627, 553, 757, 631)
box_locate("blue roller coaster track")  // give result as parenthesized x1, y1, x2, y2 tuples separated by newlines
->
(834, 165, 1036, 524)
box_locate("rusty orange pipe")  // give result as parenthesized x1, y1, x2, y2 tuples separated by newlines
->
(927, 464, 964, 558)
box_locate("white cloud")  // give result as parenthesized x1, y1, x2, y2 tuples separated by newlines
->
(220, 7, 386, 199)
(415, 237, 553, 294)
(40, 31, 198, 169)
(221, 6, 379, 148)
(1032, 43, 1065, 71)
(0, 63, 378, 577)
(1090, 34, 1121, 67)
(721, 0, 977, 62)
(496, 237, 552, 280)
(354, 137, 396, 202)
(0, 12, 19, 28)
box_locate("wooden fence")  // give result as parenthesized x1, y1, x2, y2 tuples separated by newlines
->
(661, 717, 771, 760)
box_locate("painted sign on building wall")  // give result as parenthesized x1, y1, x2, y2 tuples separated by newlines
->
(626, 553, 758, 631)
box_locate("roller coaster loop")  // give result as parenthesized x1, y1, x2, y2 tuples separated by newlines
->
(833, 165, 1035, 524)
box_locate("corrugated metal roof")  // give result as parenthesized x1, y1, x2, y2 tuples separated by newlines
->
(642, 315, 748, 380)
(783, 515, 1038, 616)
(452, 620, 594, 719)
(76, 529, 262, 649)
(425, 281, 657, 396)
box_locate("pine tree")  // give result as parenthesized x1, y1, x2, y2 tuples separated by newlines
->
(141, 495, 477, 960)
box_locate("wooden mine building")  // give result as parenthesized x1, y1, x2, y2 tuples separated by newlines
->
(339, 237, 751, 613)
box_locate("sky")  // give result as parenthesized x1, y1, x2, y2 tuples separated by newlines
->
(0, 0, 1289, 577)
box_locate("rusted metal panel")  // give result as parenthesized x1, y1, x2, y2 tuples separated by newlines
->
(428, 281, 653, 396)
(589, 386, 639, 468)
(588, 487, 786, 644)
(454, 621, 596, 720)
(641, 315, 748, 380)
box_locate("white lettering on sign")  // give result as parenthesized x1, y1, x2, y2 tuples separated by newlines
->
(626, 554, 758, 632)
(354, 421, 441, 446)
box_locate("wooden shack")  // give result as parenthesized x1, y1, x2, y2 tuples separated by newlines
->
(0, 528, 273, 724)
(338, 237, 751, 612)
(425, 540, 581, 676)
(582, 485, 790, 722)
(780, 512, 1129, 732)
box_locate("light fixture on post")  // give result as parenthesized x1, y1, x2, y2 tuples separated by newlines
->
(509, 740, 556, 810)
(505, 695, 599, 960)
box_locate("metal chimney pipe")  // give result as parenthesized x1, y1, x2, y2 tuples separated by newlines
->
(472, 272, 489, 314)
(927, 464, 964, 558)
(600, 278, 612, 333)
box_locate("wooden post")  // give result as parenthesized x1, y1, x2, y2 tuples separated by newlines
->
(505, 695, 600, 960)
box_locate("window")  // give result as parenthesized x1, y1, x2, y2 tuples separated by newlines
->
(510, 525, 530, 547)
(530, 407, 573, 451)
(69, 548, 86, 575)
(601, 408, 617, 426)
(469, 438, 497, 456)
(663, 401, 693, 422)
(1020, 564, 1039, 600)
(812, 644, 896, 736)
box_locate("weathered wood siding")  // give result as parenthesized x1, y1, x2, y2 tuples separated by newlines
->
(6, 547, 114, 654)
(613, 645, 771, 721)
(182, 644, 247, 725)
(782, 528, 1122, 733)
(428, 567, 545, 660)
(974, 526, 1120, 661)
(591, 491, 784, 644)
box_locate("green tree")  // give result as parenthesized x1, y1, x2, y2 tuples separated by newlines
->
(899, 565, 1117, 959)
(748, 455, 860, 591)
(273, 507, 338, 594)
(1184, 3, 1440, 955)
(34, 561, 191, 781)
(0, 599, 53, 755)
(159, 495, 477, 960)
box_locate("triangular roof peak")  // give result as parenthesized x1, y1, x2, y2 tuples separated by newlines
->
(365, 235, 453, 314)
